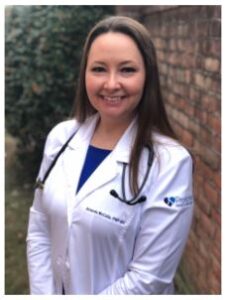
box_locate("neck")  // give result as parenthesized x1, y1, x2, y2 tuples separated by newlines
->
(91, 116, 134, 150)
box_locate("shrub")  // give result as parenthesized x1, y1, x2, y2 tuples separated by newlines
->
(5, 5, 114, 182)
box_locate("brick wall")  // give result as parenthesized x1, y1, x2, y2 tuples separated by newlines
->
(116, 5, 221, 294)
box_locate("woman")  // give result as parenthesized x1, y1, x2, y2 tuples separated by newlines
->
(26, 16, 193, 294)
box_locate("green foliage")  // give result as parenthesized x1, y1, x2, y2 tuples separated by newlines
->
(5, 5, 114, 181)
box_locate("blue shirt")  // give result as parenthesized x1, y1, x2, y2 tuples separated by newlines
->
(76, 145, 112, 193)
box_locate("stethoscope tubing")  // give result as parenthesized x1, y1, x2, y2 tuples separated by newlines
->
(35, 128, 154, 206)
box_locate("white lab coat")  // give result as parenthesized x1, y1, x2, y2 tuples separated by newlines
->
(26, 114, 193, 295)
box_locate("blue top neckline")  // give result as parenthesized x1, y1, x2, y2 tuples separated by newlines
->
(89, 144, 112, 153)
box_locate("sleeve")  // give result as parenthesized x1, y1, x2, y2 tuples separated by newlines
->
(100, 148, 194, 294)
(26, 119, 78, 294)
(26, 130, 57, 294)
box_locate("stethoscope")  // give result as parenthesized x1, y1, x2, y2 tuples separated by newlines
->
(35, 129, 154, 206)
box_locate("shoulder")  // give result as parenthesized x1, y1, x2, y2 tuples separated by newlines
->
(152, 132, 192, 167)
(44, 119, 79, 156)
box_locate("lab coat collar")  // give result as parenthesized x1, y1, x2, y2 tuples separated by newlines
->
(68, 114, 99, 150)
(68, 113, 138, 164)
(113, 117, 137, 164)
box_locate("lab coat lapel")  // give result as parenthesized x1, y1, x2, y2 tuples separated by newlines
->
(76, 150, 119, 201)
(76, 118, 137, 202)
(62, 115, 99, 207)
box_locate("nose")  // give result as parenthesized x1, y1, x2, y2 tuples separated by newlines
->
(104, 72, 121, 91)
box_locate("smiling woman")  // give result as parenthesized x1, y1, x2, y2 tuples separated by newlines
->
(86, 33, 145, 134)
(85, 32, 146, 149)
(26, 16, 194, 295)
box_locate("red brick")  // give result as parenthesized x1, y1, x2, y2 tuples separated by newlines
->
(196, 192, 212, 216)
(199, 127, 212, 145)
(189, 231, 199, 250)
(169, 38, 177, 51)
(194, 73, 221, 93)
(195, 219, 210, 242)
(214, 224, 221, 247)
(159, 62, 168, 75)
(168, 52, 179, 66)
(166, 92, 176, 105)
(212, 136, 221, 153)
(204, 57, 220, 73)
(201, 94, 219, 113)
(213, 171, 221, 189)
(160, 24, 169, 37)
(157, 50, 165, 62)
(167, 106, 178, 122)
(207, 76, 220, 92)
(171, 82, 189, 97)
(177, 23, 189, 37)
(177, 97, 188, 111)
(198, 239, 212, 262)
(177, 39, 193, 53)
(194, 173, 204, 188)
(194, 108, 208, 126)
(196, 270, 209, 292)
(176, 110, 190, 128)
(200, 210, 216, 238)
(210, 20, 221, 37)
(214, 6, 221, 18)
(186, 104, 195, 118)
(154, 37, 167, 50)
(211, 254, 221, 274)
(180, 128, 193, 147)
(180, 53, 196, 68)
(211, 210, 221, 226)
(203, 182, 218, 206)
(194, 73, 206, 89)
(172, 122, 182, 137)
(197, 159, 214, 181)
(196, 39, 210, 55)
(196, 20, 210, 38)
(207, 114, 221, 135)
(210, 39, 221, 57)
(197, 255, 209, 272)
(209, 275, 221, 294)
(168, 25, 177, 37)
(189, 86, 201, 103)
(212, 243, 221, 265)
(194, 140, 220, 170)
(175, 69, 192, 84)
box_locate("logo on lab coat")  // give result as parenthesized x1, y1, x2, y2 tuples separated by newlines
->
(164, 196, 193, 207)
(164, 197, 176, 206)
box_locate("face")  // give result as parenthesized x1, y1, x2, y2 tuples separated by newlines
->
(85, 32, 146, 125)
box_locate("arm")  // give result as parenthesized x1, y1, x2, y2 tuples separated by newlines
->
(26, 137, 56, 294)
(26, 119, 77, 294)
(100, 149, 194, 294)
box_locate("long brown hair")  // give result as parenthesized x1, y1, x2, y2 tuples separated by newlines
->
(71, 16, 177, 194)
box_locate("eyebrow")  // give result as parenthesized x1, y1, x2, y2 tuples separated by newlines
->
(91, 60, 137, 66)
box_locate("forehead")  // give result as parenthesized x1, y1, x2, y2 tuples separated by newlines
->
(87, 32, 143, 63)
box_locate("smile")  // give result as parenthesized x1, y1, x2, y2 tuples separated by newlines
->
(101, 95, 126, 104)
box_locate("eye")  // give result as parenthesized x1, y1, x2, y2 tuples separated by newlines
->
(121, 67, 137, 74)
(91, 66, 106, 73)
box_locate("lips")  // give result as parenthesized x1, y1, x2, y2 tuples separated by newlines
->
(101, 95, 126, 104)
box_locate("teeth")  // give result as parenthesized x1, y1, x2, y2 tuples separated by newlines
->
(103, 96, 123, 103)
